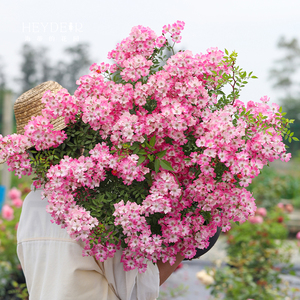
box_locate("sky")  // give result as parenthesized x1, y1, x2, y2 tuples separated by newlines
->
(0, 0, 300, 104)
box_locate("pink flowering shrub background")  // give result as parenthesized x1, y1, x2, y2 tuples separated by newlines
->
(0, 21, 295, 272)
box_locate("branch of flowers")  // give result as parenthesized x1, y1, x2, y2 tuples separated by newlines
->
(280, 119, 291, 133)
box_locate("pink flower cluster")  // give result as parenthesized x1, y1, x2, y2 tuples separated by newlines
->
(42, 142, 149, 265)
(8, 187, 23, 208)
(41, 88, 78, 125)
(24, 116, 67, 151)
(2, 204, 14, 221)
(113, 170, 220, 270)
(121, 55, 153, 82)
(0, 21, 292, 272)
(162, 20, 185, 43)
(248, 207, 267, 224)
(107, 25, 157, 68)
(0, 133, 32, 178)
(0, 89, 77, 178)
(1, 187, 24, 221)
(74, 47, 229, 153)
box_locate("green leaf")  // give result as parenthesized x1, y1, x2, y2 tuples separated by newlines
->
(147, 154, 154, 162)
(133, 148, 140, 154)
(137, 155, 146, 166)
(138, 149, 147, 155)
(160, 159, 174, 171)
(149, 135, 156, 147)
(155, 159, 160, 173)
(129, 144, 138, 150)
(292, 137, 299, 141)
(156, 150, 167, 158)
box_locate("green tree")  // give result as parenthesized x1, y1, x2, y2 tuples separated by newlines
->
(37, 46, 53, 83)
(16, 43, 92, 95)
(16, 44, 39, 93)
(53, 43, 91, 94)
(269, 37, 300, 155)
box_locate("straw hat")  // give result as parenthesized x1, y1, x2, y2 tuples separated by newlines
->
(14, 81, 67, 135)
(0, 81, 67, 164)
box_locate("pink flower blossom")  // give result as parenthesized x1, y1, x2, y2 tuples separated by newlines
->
(260, 95, 270, 103)
(248, 215, 263, 224)
(2, 204, 14, 221)
(12, 198, 23, 208)
(256, 207, 267, 217)
(8, 187, 21, 200)
(277, 202, 284, 210)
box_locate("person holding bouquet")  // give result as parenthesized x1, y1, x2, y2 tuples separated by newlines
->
(1, 20, 294, 299)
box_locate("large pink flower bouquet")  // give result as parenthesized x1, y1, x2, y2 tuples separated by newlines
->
(0, 21, 296, 272)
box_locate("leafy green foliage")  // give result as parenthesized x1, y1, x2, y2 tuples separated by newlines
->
(208, 208, 295, 300)
(29, 116, 107, 182)
(76, 170, 150, 248)
(0, 188, 29, 298)
(247, 166, 300, 209)
(8, 281, 28, 300)
(158, 283, 189, 300)
(0, 208, 22, 269)
(212, 50, 258, 105)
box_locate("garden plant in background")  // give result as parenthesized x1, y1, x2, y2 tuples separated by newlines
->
(0, 187, 28, 299)
(205, 206, 300, 300)
(247, 166, 300, 209)
(0, 21, 297, 273)
(157, 282, 189, 300)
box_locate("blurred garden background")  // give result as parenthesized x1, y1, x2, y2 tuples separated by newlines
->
(1, 0, 300, 299)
